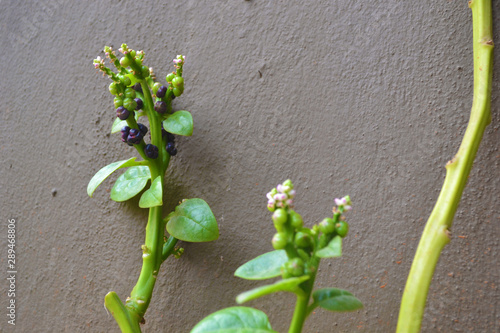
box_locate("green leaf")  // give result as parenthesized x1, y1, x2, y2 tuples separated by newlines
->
(166, 198, 218, 242)
(309, 288, 363, 313)
(139, 176, 163, 208)
(111, 117, 128, 134)
(315, 235, 342, 258)
(87, 158, 138, 198)
(236, 276, 309, 304)
(234, 250, 288, 280)
(110, 166, 151, 202)
(190, 307, 276, 333)
(162, 110, 193, 136)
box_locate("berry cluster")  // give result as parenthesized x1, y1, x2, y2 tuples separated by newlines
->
(267, 180, 352, 279)
(163, 128, 178, 156)
(93, 44, 186, 161)
(121, 123, 148, 145)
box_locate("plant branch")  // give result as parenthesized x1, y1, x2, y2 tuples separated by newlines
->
(396, 1, 493, 331)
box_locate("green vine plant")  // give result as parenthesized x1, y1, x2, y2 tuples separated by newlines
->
(191, 180, 363, 333)
(89, 44, 219, 333)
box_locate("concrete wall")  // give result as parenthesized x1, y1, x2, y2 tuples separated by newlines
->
(1, 1, 499, 332)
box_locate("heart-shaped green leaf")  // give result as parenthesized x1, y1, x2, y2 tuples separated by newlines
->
(190, 307, 276, 333)
(236, 276, 309, 304)
(315, 235, 342, 258)
(162, 110, 193, 136)
(87, 158, 138, 197)
(309, 288, 363, 313)
(234, 250, 288, 280)
(110, 166, 151, 202)
(139, 176, 163, 208)
(166, 198, 218, 242)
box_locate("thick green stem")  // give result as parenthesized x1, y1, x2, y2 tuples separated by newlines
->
(104, 292, 141, 333)
(288, 258, 319, 333)
(125, 206, 164, 319)
(288, 295, 310, 333)
(105, 74, 173, 331)
(397, 1, 493, 332)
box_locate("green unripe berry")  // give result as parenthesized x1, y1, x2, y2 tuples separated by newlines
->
(287, 258, 305, 277)
(124, 87, 136, 99)
(166, 73, 175, 82)
(335, 221, 349, 238)
(118, 75, 131, 87)
(289, 210, 303, 229)
(272, 208, 287, 224)
(272, 232, 288, 250)
(281, 266, 293, 279)
(123, 98, 137, 112)
(152, 82, 161, 95)
(130, 50, 136, 58)
(173, 87, 182, 97)
(114, 97, 123, 108)
(294, 232, 313, 248)
(109, 82, 118, 95)
(319, 218, 335, 234)
(120, 56, 131, 67)
(141, 65, 150, 78)
(135, 58, 143, 66)
(172, 76, 184, 88)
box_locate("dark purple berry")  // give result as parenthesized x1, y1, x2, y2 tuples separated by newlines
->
(132, 83, 142, 93)
(135, 98, 143, 110)
(144, 144, 159, 159)
(166, 142, 177, 156)
(154, 101, 167, 114)
(166, 132, 175, 143)
(138, 123, 148, 136)
(116, 106, 130, 120)
(168, 147, 177, 156)
(127, 128, 142, 144)
(156, 85, 167, 98)
(120, 126, 130, 143)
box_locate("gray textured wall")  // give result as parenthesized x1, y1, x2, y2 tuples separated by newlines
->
(1, 1, 499, 332)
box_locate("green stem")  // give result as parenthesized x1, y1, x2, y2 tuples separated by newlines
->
(396, 1, 493, 332)
(288, 295, 310, 333)
(105, 74, 173, 331)
(162, 236, 179, 262)
(125, 205, 164, 320)
(288, 258, 319, 333)
(104, 292, 141, 333)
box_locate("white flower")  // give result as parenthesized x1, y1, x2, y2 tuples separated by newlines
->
(335, 197, 347, 206)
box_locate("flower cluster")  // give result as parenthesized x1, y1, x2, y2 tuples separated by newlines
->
(173, 55, 185, 65)
(334, 196, 352, 212)
(93, 56, 105, 70)
(266, 179, 296, 212)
